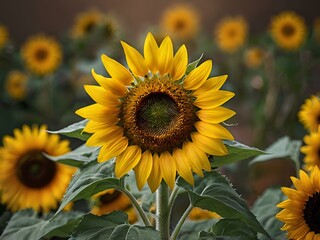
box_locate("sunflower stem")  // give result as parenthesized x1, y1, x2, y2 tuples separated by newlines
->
(121, 187, 151, 227)
(157, 181, 170, 240)
(170, 204, 193, 240)
(168, 186, 180, 217)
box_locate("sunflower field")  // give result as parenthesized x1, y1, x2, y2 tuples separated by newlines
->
(0, 2, 320, 240)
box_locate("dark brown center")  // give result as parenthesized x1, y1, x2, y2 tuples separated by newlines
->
(282, 24, 295, 37)
(99, 190, 121, 204)
(175, 20, 186, 31)
(303, 191, 320, 233)
(35, 48, 48, 61)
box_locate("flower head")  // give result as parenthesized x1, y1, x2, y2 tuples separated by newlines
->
(276, 167, 320, 239)
(244, 47, 264, 68)
(0, 125, 75, 212)
(71, 10, 103, 38)
(21, 35, 62, 76)
(0, 24, 9, 49)
(5, 70, 28, 101)
(301, 126, 320, 171)
(214, 16, 248, 53)
(76, 33, 235, 192)
(298, 95, 320, 132)
(269, 11, 307, 51)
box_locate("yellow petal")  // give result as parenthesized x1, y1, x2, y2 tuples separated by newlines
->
(86, 127, 123, 146)
(76, 104, 119, 122)
(101, 54, 133, 86)
(194, 121, 234, 140)
(182, 141, 204, 177)
(191, 132, 228, 156)
(144, 32, 159, 74)
(172, 148, 194, 185)
(194, 90, 235, 109)
(170, 44, 188, 80)
(158, 36, 173, 76)
(193, 75, 228, 96)
(134, 150, 153, 190)
(159, 151, 176, 189)
(115, 145, 142, 178)
(84, 85, 120, 107)
(84, 119, 119, 133)
(121, 41, 148, 77)
(184, 60, 212, 90)
(196, 107, 236, 124)
(148, 153, 162, 192)
(97, 137, 128, 162)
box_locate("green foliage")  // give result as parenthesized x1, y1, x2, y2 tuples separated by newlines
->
(178, 219, 217, 240)
(211, 219, 258, 239)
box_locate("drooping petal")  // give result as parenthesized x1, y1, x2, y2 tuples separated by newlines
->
(115, 145, 142, 178)
(148, 153, 162, 192)
(121, 41, 148, 77)
(194, 121, 234, 140)
(184, 60, 212, 90)
(173, 148, 194, 185)
(196, 107, 236, 124)
(193, 90, 235, 109)
(84, 85, 120, 107)
(76, 104, 119, 122)
(158, 36, 173, 76)
(144, 32, 159, 74)
(101, 54, 133, 86)
(134, 150, 153, 190)
(191, 132, 228, 156)
(97, 137, 128, 162)
(193, 75, 228, 97)
(159, 151, 176, 189)
(170, 44, 188, 80)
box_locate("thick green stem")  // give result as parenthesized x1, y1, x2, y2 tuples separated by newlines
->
(121, 188, 151, 227)
(170, 204, 193, 240)
(157, 182, 170, 240)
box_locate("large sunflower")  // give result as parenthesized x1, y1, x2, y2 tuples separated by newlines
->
(76, 32, 235, 192)
(5, 70, 28, 101)
(71, 10, 103, 38)
(276, 167, 320, 239)
(21, 35, 62, 76)
(301, 126, 320, 172)
(214, 16, 248, 54)
(269, 11, 307, 51)
(91, 189, 137, 223)
(298, 95, 320, 132)
(0, 125, 75, 212)
(160, 4, 199, 41)
(0, 24, 8, 49)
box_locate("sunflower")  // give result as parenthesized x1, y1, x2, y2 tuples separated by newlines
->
(276, 167, 320, 239)
(298, 95, 320, 132)
(300, 126, 320, 172)
(91, 189, 137, 223)
(269, 11, 307, 51)
(244, 47, 264, 68)
(214, 16, 248, 54)
(160, 4, 199, 41)
(188, 207, 221, 220)
(5, 70, 28, 101)
(71, 10, 103, 38)
(76, 32, 235, 192)
(0, 125, 75, 213)
(0, 24, 8, 49)
(21, 35, 62, 76)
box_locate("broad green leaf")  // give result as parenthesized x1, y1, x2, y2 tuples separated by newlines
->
(179, 219, 217, 240)
(198, 231, 236, 240)
(186, 54, 203, 75)
(210, 140, 265, 168)
(108, 224, 160, 240)
(251, 187, 287, 240)
(53, 160, 121, 217)
(45, 144, 100, 167)
(48, 120, 91, 141)
(177, 171, 270, 238)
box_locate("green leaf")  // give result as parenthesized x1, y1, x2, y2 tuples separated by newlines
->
(210, 140, 265, 168)
(251, 187, 287, 240)
(109, 224, 160, 240)
(45, 144, 99, 167)
(179, 219, 217, 240)
(186, 54, 203, 75)
(48, 120, 91, 141)
(198, 231, 236, 240)
(177, 171, 270, 238)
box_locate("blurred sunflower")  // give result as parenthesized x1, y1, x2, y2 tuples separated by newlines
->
(301, 127, 320, 171)
(269, 11, 307, 51)
(5, 70, 28, 101)
(188, 207, 221, 220)
(298, 95, 320, 132)
(0, 24, 8, 49)
(71, 10, 103, 38)
(160, 4, 199, 41)
(76, 32, 235, 192)
(21, 35, 62, 76)
(313, 17, 320, 43)
(91, 189, 137, 223)
(276, 167, 320, 239)
(244, 47, 264, 68)
(0, 125, 75, 213)
(214, 16, 248, 53)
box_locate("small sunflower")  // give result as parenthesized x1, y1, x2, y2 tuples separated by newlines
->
(91, 189, 137, 223)
(298, 95, 320, 132)
(300, 126, 320, 172)
(160, 4, 199, 41)
(5, 70, 28, 101)
(214, 16, 248, 54)
(0, 125, 75, 213)
(244, 47, 264, 68)
(276, 167, 320, 239)
(0, 24, 9, 49)
(76, 32, 235, 192)
(21, 35, 62, 76)
(269, 11, 307, 51)
(313, 17, 320, 43)
(188, 207, 221, 220)
(71, 10, 103, 38)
